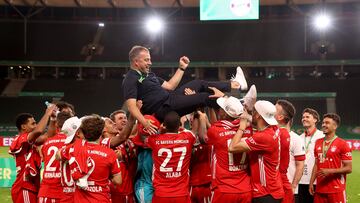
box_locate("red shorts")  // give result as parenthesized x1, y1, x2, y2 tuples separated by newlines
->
(211, 189, 252, 203)
(60, 193, 74, 203)
(190, 184, 211, 203)
(111, 193, 135, 203)
(314, 191, 347, 203)
(282, 187, 294, 203)
(152, 194, 191, 203)
(38, 197, 60, 203)
(11, 188, 37, 203)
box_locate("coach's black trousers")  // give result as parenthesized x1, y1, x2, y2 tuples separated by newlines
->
(155, 79, 231, 121)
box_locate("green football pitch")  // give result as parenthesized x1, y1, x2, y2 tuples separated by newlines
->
(0, 147, 359, 202)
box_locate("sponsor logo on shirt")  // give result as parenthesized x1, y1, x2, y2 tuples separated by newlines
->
(345, 152, 352, 157)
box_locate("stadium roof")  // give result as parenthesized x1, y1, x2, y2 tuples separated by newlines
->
(1, 0, 358, 8)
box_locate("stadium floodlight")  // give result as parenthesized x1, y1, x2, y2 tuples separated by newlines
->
(145, 16, 164, 34)
(313, 13, 332, 31)
(98, 22, 105, 27)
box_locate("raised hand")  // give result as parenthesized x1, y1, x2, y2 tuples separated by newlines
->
(179, 56, 190, 70)
(208, 87, 225, 98)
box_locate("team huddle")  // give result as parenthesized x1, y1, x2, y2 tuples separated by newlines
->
(9, 46, 352, 203)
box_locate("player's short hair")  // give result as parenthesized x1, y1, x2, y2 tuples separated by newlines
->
(323, 113, 341, 126)
(15, 113, 34, 131)
(129, 45, 149, 62)
(302, 108, 320, 123)
(81, 114, 105, 142)
(276, 99, 296, 124)
(109, 110, 127, 122)
(56, 111, 73, 128)
(54, 101, 75, 114)
(164, 111, 181, 132)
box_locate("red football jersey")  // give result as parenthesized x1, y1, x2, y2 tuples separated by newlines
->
(100, 137, 112, 148)
(245, 126, 284, 199)
(147, 130, 196, 197)
(207, 120, 252, 194)
(38, 133, 67, 199)
(110, 139, 138, 195)
(9, 133, 40, 192)
(74, 142, 121, 203)
(314, 137, 352, 193)
(59, 143, 76, 202)
(189, 144, 212, 186)
(278, 127, 291, 190)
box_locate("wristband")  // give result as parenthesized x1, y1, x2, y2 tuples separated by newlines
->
(50, 117, 57, 121)
(179, 67, 186, 71)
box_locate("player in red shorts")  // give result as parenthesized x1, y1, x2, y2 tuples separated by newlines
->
(9, 105, 58, 203)
(229, 100, 284, 203)
(309, 113, 352, 203)
(199, 96, 252, 203)
(72, 115, 122, 203)
(275, 100, 295, 203)
(38, 112, 72, 203)
(147, 111, 196, 203)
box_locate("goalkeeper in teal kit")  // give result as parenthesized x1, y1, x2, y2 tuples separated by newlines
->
(133, 115, 161, 203)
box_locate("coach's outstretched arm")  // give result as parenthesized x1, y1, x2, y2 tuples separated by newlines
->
(161, 56, 190, 91)
(126, 98, 158, 135)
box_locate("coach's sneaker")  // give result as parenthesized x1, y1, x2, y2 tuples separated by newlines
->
(231, 66, 248, 91)
(240, 85, 257, 111)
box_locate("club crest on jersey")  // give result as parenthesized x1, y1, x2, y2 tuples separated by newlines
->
(345, 152, 352, 157)
(247, 137, 256, 145)
(331, 146, 337, 152)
